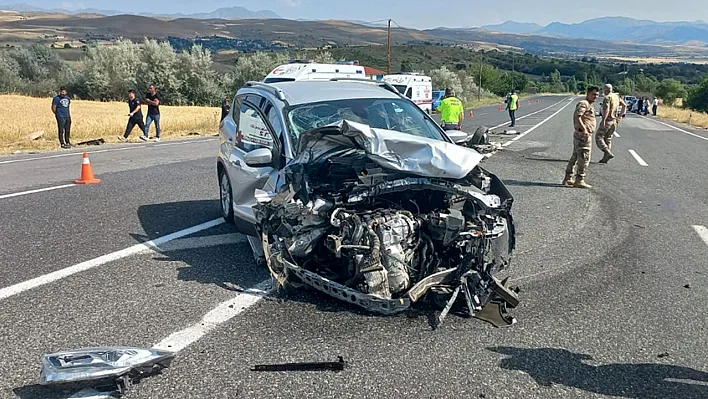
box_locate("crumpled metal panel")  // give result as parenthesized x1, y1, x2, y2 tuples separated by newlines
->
(293, 120, 485, 180)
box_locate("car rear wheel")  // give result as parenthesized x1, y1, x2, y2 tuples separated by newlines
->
(219, 169, 235, 224)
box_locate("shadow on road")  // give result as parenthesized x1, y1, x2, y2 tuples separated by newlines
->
(134, 200, 270, 292)
(488, 346, 708, 399)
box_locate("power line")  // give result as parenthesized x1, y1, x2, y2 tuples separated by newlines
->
(390, 19, 425, 43)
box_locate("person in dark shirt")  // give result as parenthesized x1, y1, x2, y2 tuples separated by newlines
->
(119, 90, 145, 142)
(51, 87, 72, 148)
(143, 84, 162, 142)
(221, 98, 231, 121)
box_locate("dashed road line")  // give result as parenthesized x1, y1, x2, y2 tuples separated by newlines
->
(0, 183, 76, 200)
(628, 149, 649, 166)
(614, 132, 621, 138)
(0, 218, 225, 301)
(693, 225, 708, 247)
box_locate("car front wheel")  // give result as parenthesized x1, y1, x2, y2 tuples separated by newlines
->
(219, 169, 235, 224)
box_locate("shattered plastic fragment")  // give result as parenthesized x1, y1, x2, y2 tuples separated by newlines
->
(39, 347, 175, 390)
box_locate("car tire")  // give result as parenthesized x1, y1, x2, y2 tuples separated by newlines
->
(219, 169, 235, 225)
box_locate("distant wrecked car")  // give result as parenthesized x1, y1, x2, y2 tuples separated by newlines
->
(218, 79, 519, 326)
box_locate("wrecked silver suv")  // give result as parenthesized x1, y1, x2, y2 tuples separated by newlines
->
(219, 80, 519, 326)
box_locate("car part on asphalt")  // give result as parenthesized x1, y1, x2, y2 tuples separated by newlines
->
(254, 120, 519, 327)
(39, 347, 175, 394)
(251, 356, 346, 372)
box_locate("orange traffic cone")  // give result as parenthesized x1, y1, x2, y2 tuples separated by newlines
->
(75, 152, 101, 184)
(536, 99, 540, 103)
(469, 111, 474, 118)
(528, 100, 532, 105)
(498, 105, 503, 112)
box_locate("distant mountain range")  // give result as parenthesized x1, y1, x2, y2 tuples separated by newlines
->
(481, 17, 708, 45)
(0, 3, 282, 19)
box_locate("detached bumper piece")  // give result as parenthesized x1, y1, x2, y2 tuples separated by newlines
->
(39, 347, 175, 394)
(251, 356, 346, 372)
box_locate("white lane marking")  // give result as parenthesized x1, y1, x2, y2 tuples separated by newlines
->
(614, 132, 621, 138)
(0, 183, 76, 199)
(153, 280, 272, 352)
(69, 279, 273, 399)
(0, 218, 225, 301)
(490, 97, 569, 131)
(502, 98, 576, 147)
(628, 149, 649, 166)
(640, 115, 708, 142)
(0, 138, 217, 165)
(693, 225, 708, 247)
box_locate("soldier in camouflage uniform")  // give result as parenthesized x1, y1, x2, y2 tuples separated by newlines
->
(595, 83, 627, 163)
(564, 87, 600, 189)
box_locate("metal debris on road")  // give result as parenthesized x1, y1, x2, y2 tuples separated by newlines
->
(39, 347, 175, 394)
(76, 138, 106, 146)
(251, 356, 346, 372)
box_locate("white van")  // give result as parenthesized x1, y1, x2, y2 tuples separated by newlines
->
(383, 73, 433, 113)
(263, 60, 366, 83)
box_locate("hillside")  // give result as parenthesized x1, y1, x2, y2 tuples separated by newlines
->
(0, 3, 282, 19)
(482, 17, 708, 46)
(2, 13, 708, 59)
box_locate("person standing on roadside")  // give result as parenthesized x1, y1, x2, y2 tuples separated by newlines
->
(221, 98, 231, 121)
(563, 86, 600, 189)
(437, 88, 465, 131)
(119, 90, 145, 142)
(51, 87, 72, 148)
(506, 90, 519, 127)
(652, 97, 659, 116)
(595, 84, 626, 164)
(142, 84, 161, 142)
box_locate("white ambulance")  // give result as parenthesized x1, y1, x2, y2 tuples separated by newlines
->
(263, 60, 366, 83)
(383, 73, 433, 114)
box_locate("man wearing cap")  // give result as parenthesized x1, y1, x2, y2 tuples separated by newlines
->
(437, 88, 465, 131)
(564, 86, 600, 189)
(596, 83, 626, 163)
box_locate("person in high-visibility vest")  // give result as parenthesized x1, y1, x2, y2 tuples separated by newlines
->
(506, 90, 520, 127)
(437, 88, 465, 131)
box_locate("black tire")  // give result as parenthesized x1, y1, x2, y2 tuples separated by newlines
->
(219, 169, 235, 225)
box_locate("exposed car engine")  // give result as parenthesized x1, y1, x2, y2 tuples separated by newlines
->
(254, 120, 520, 327)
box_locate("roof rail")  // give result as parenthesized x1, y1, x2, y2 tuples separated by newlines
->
(244, 81, 287, 101)
(328, 78, 402, 96)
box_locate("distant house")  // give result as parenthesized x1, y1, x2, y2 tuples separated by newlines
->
(364, 66, 386, 81)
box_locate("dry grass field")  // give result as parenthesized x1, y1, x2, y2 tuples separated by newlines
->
(0, 95, 221, 154)
(658, 106, 708, 129)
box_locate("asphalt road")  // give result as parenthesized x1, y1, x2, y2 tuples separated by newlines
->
(1, 95, 707, 399)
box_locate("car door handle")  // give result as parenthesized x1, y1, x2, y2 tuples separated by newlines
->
(232, 159, 241, 167)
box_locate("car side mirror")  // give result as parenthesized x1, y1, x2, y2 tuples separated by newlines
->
(243, 148, 273, 167)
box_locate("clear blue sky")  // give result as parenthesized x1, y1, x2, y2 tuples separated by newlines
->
(10, 0, 707, 29)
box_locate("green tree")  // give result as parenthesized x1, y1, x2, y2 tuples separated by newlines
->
(429, 65, 462, 96)
(616, 77, 637, 95)
(314, 51, 336, 64)
(82, 40, 144, 101)
(177, 44, 223, 106)
(136, 39, 182, 104)
(685, 77, 708, 112)
(655, 78, 687, 106)
(400, 58, 414, 73)
(230, 51, 290, 91)
(567, 76, 578, 92)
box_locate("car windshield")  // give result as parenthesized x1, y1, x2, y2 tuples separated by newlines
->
(286, 97, 445, 150)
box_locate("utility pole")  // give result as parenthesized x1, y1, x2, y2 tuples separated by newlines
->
(478, 52, 482, 101)
(387, 19, 392, 75)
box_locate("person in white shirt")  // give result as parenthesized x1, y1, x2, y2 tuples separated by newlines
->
(652, 98, 659, 116)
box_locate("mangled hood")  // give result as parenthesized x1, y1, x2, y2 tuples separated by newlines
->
(290, 120, 485, 180)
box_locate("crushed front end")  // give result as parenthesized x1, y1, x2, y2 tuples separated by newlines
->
(254, 120, 520, 327)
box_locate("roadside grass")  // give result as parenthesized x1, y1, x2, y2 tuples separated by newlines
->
(658, 106, 708, 129)
(0, 95, 221, 154)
